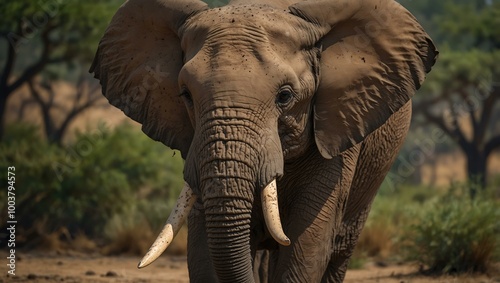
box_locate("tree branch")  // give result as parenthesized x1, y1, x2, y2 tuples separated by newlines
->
(485, 135, 500, 158)
(74, 76, 86, 105)
(27, 80, 46, 107)
(412, 95, 446, 114)
(476, 93, 498, 146)
(458, 88, 479, 136)
(0, 26, 19, 91)
(448, 97, 472, 146)
(28, 79, 56, 141)
(16, 98, 36, 121)
(55, 78, 104, 144)
(5, 23, 57, 94)
(422, 107, 472, 152)
(74, 90, 103, 113)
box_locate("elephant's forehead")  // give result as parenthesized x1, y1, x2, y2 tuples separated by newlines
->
(182, 4, 306, 53)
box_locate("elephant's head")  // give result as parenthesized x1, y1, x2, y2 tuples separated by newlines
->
(90, 0, 437, 281)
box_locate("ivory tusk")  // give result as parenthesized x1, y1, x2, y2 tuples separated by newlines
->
(138, 182, 196, 268)
(261, 179, 291, 246)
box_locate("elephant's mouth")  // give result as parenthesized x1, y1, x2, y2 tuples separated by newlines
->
(137, 179, 290, 268)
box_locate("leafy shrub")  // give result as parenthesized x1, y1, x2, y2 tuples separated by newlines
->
(348, 250, 367, 269)
(1, 123, 68, 233)
(0, 123, 184, 247)
(403, 187, 500, 273)
(352, 185, 434, 265)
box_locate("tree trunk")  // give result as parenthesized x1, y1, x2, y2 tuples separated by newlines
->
(465, 148, 487, 198)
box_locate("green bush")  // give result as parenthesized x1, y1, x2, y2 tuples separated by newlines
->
(0, 123, 184, 245)
(403, 186, 500, 273)
(351, 185, 436, 265)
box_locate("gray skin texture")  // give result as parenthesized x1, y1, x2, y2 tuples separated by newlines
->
(90, 0, 438, 282)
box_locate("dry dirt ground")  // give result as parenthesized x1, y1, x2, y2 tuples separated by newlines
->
(2, 252, 499, 283)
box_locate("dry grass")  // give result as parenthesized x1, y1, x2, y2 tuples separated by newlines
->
(22, 220, 189, 257)
(27, 225, 97, 254)
(70, 233, 99, 253)
(102, 223, 188, 256)
(102, 221, 155, 256)
(356, 222, 396, 259)
(166, 226, 189, 256)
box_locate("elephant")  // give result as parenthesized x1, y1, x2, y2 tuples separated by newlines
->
(90, 0, 437, 282)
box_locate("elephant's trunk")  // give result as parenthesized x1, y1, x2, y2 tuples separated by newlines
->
(202, 175, 290, 282)
(199, 136, 257, 282)
(195, 103, 288, 280)
(204, 197, 254, 282)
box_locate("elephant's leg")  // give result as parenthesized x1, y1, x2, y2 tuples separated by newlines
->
(321, 206, 371, 283)
(254, 248, 282, 283)
(322, 102, 412, 282)
(187, 201, 218, 282)
(253, 250, 269, 283)
(270, 145, 361, 282)
(321, 158, 387, 283)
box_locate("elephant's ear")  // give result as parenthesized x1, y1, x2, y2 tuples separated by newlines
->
(290, 0, 438, 159)
(90, 0, 208, 158)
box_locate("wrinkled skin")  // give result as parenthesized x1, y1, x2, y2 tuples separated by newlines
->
(90, 0, 437, 282)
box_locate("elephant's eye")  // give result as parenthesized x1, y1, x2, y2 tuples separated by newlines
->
(276, 87, 294, 106)
(180, 88, 193, 106)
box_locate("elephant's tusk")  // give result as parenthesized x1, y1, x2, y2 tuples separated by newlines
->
(138, 182, 196, 269)
(261, 179, 291, 246)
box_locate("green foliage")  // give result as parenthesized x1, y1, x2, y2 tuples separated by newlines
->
(0, 0, 122, 79)
(349, 186, 416, 268)
(398, 0, 500, 98)
(401, 0, 500, 101)
(351, 185, 437, 267)
(353, 183, 499, 273)
(408, 1, 500, 99)
(402, 186, 500, 273)
(400, 0, 500, 50)
(421, 49, 500, 96)
(347, 253, 367, 269)
(1, 122, 42, 145)
(0, 123, 184, 240)
(434, 1, 500, 51)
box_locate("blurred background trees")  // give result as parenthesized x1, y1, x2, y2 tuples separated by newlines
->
(399, 0, 500, 195)
(0, 0, 498, 274)
(0, 0, 121, 142)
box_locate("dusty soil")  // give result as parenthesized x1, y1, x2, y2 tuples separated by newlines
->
(3, 252, 499, 283)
